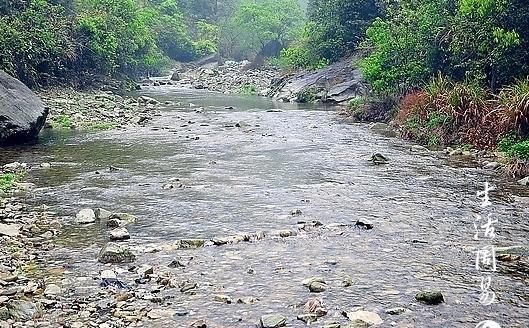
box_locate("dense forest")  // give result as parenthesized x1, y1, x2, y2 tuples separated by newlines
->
(0, 0, 304, 86)
(2, 0, 529, 172)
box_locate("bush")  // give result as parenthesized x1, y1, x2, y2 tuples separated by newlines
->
(239, 83, 257, 95)
(277, 43, 329, 70)
(349, 95, 398, 122)
(0, 0, 77, 86)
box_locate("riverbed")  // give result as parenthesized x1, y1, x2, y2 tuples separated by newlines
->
(1, 87, 528, 327)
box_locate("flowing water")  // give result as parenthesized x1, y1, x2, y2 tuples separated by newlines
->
(1, 87, 529, 327)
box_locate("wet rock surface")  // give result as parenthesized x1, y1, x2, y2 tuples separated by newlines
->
(0, 70, 49, 145)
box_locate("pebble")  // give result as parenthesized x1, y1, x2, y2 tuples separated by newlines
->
(213, 294, 232, 304)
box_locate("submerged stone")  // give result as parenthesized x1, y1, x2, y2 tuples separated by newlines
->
(98, 242, 136, 264)
(260, 314, 287, 328)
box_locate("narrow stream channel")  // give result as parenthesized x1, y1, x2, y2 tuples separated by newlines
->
(1, 87, 528, 327)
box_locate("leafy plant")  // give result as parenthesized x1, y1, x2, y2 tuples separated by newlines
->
(52, 114, 74, 129)
(0, 172, 22, 193)
(239, 83, 258, 95)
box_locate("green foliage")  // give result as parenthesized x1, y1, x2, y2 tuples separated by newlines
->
(0, 0, 76, 86)
(362, 0, 529, 93)
(361, 0, 451, 93)
(84, 121, 116, 130)
(497, 132, 529, 160)
(306, 0, 379, 62)
(192, 20, 219, 57)
(277, 44, 329, 70)
(0, 0, 197, 85)
(296, 87, 318, 103)
(51, 114, 74, 129)
(0, 173, 21, 193)
(239, 83, 258, 95)
(220, 0, 305, 59)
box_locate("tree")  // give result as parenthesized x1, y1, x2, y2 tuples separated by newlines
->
(219, 0, 304, 59)
(306, 0, 379, 62)
(361, 0, 451, 93)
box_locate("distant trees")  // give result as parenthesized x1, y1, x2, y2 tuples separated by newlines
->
(219, 0, 305, 60)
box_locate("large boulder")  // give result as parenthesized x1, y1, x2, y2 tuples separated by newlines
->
(268, 57, 366, 104)
(0, 70, 48, 145)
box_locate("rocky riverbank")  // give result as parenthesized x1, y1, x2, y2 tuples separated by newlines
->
(140, 58, 364, 106)
(37, 89, 166, 131)
(140, 60, 278, 96)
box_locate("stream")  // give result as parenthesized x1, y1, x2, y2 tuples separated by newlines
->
(1, 87, 528, 327)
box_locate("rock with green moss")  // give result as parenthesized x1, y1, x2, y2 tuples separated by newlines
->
(98, 242, 136, 263)
(415, 290, 444, 305)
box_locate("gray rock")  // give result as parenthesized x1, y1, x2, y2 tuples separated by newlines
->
(138, 96, 159, 105)
(95, 208, 112, 220)
(385, 307, 409, 315)
(180, 282, 198, 293)
(355, 218, 374, 230)
(213, 294, 232, 304)
(43, 284, 61, 296)
(107, 218, 121, 228)
(147, 308, 176, 319)
(343, 310, 383, 325)
(7, 300, 40, 321)
(297, 314, 319, 324)
(279, 230, 297, 238)
(0, 70, 49, 145)
(137, 265, 154, 278)
(109, 227, 130, 241)
(97, 242, 136, 264)
(109, 213, 137, 224)
(302, 277, 327, 293)
(370, 153, 389, 165)
(236, 296, 259, 304)
(410, 145, 429, 152)
(308, 281, 327, 293)
(0, 224, 21, 237)
(269, 59, 364, 104)
(415, 290, 444, 305)
(172, 239, 205, 249)
(75, 209, 96, 224)
(260, 314, 287, 328)
(190, 319, 207, 328)
(518, 177, 529, 186)
(290, 209, 303, 216)
(483, 161, 501, 170)
(322, 324, 341, 328)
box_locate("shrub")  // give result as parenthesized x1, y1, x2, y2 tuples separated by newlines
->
(0, 172, 23, 193)
(496, 78, 529, 135)
(239, 83, 258, 95)
(0, 0, 77, 86)
(349, 95, 398, 122)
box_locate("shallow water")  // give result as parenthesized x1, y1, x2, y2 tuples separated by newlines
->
(1, 87, 529, 327)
